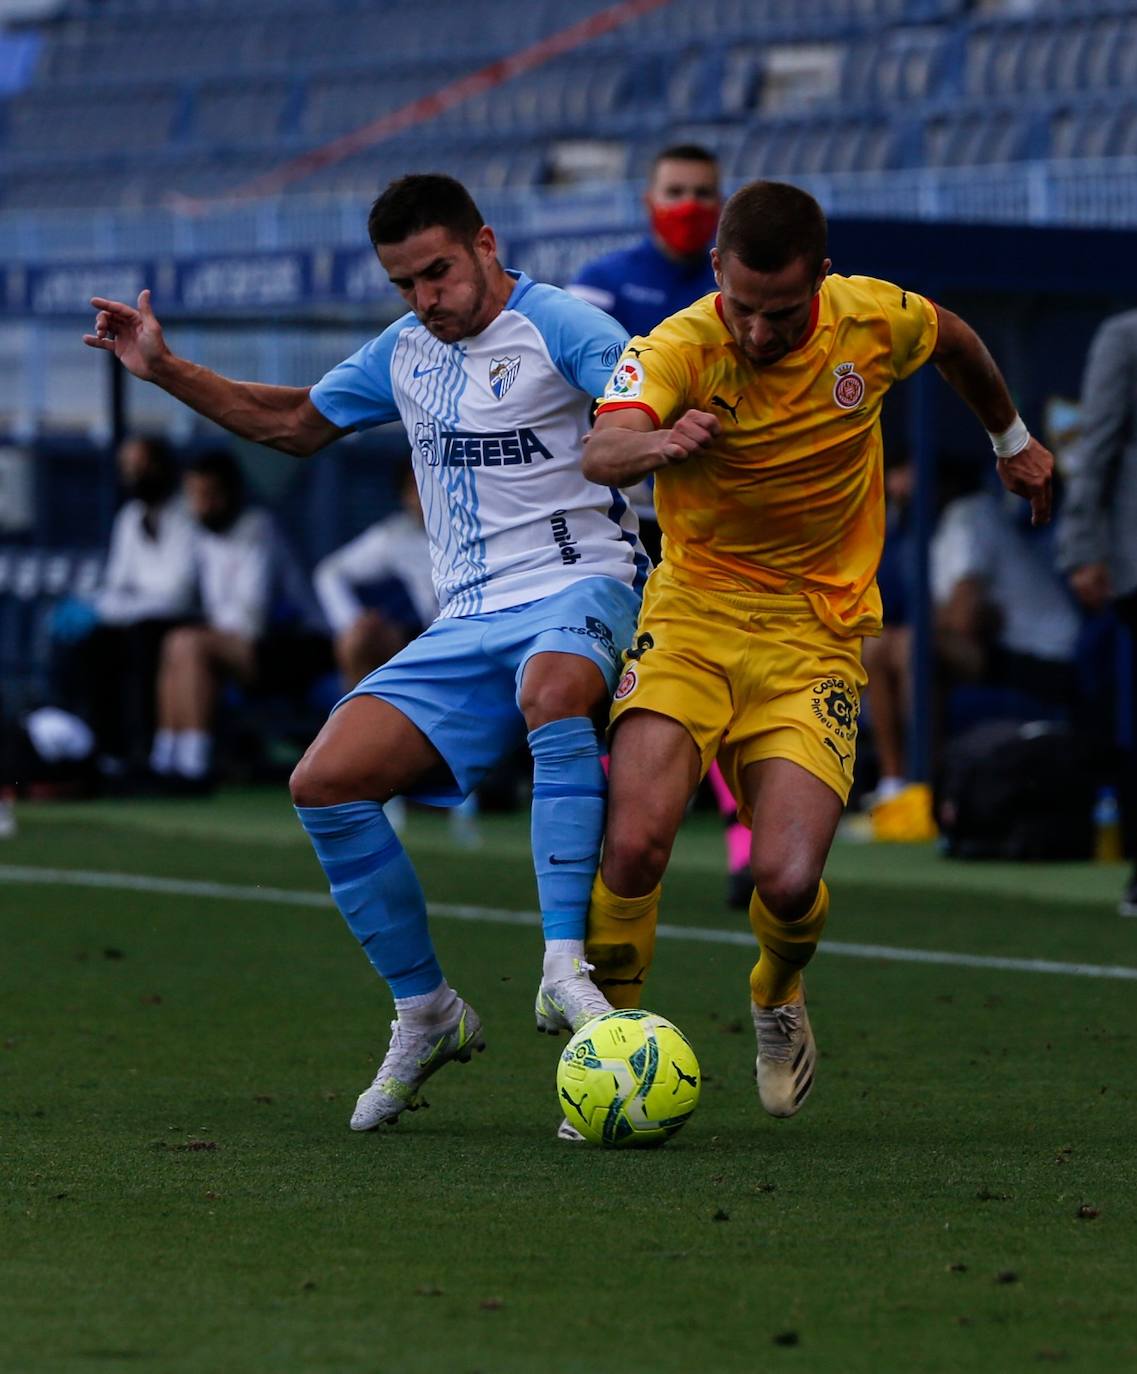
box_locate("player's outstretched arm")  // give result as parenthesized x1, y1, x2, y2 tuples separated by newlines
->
(83, 290, 346, 456)
(582, 407, 720, 487)
(931, 305, 1054, 526)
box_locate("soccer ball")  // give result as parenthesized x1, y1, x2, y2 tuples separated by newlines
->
(555, 1009, 701, 1148)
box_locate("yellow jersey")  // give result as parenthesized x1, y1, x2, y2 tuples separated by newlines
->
(596, 273, 939, 636)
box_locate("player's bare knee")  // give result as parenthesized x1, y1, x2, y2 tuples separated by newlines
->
(288, 756, 318, 807)
(162, 625, 204, 667)
(290, 753, 347, 809)
(521, 685, 604, 732)
(602, 823, 670, 895)
(752, 858, 821, 922)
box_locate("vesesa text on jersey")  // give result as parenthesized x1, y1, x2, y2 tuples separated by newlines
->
(413, 425, 556, 468)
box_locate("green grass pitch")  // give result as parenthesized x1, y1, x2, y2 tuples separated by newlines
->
(2, 789, 1135, 1374)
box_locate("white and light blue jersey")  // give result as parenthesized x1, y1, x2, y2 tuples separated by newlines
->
(310, 272, 649, 618)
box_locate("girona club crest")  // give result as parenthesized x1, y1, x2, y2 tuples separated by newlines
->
(614, 664, 639, 701)
(832, 361, 866, 410)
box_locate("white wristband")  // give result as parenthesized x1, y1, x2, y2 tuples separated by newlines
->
(988, 414, 1031, 458)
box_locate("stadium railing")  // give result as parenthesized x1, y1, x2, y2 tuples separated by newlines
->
(3, 157, 1137, 285)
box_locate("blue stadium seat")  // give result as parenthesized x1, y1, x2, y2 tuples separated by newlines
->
(1050, 100, 1137, 161)
(920, 106, 1042, 168)
(626, 122, 745, 182)
(962, 14, 1137, 101)
(662, 47, 726, 122)
(8, 88, 182, 156)
(1031, 0, 1137, 15)
(189, 80, 297, 149)
(840, 26, 953, 107)
(718, 44, 766, 122)
(3, 0, 1137, 222)
(300, 71, 426, 142)
(732, 114, 901, 179)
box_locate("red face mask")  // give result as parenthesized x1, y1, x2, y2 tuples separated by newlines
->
(650, 200, 719, 259)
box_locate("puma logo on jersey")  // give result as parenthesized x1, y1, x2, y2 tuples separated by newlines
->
(711, 393, 742, 423)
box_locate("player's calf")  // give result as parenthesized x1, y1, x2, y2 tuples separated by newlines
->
(584, 872, 660, 1010)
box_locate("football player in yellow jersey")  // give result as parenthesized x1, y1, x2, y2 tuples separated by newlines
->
(579, 181, 1054, 1123)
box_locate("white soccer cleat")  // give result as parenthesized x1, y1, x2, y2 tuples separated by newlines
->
(534, 958, 612, 1034)
(350, 999, 485, 1131)
(752, 983, 816, 1119)
(556, 1117, 587, 1143)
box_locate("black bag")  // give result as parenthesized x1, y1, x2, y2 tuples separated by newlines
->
(934, 719, 1099, 861)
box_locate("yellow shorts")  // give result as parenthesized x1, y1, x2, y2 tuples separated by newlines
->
(609, 567, 867, 819)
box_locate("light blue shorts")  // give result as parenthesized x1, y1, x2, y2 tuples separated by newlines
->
(338, 575, 641, 806)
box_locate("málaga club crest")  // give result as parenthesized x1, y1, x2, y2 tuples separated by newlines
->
(489, 354, 521, 400)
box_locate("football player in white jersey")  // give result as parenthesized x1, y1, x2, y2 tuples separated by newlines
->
(85, 175, 648, 1132)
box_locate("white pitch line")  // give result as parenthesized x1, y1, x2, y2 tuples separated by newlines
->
(2, 863, 1135, 983)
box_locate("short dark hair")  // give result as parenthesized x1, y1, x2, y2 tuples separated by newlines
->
(122, 431, 173, 475)
(187, 448, 244, 504)
(367, 174, 485, 249)
(124, 432, 172, 466)
(650, 143, 719, 174)
(123, 432, 178, 499)
(716, 180, 828, 280)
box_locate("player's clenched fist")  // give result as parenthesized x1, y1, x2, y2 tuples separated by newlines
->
(82, 289, 169, 383)
(996, 436, 1054, 527)
(659, 409, 721, 464)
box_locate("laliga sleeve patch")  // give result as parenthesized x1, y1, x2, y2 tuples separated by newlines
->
(605, 358, 645, 400)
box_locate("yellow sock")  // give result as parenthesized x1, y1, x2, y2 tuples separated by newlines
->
(584, 871, 661, 1009)
(748, 880, 830, 1008)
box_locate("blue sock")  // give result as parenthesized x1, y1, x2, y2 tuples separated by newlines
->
(528, 717, 606, 944)
(295, 800, 442, 998)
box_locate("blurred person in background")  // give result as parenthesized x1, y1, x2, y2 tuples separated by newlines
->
(149, 449, 329, 790)
(314, 462, 435, 691)
(55, 433, 197, 782)
(856, 456, 938, 842)
(313, 461, 479, 846)
(570, 144, 752, 904)
(860, 457, 915, 803)
(568, 143, 722, 345)
(933, 468, 1080, 719)
(858, 456, 1009, 842)
(568, 143, 721, 567)
(1058, 309, 1137, 915)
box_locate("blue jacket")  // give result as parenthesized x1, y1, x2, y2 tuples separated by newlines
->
(568, 237, 717, 338)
